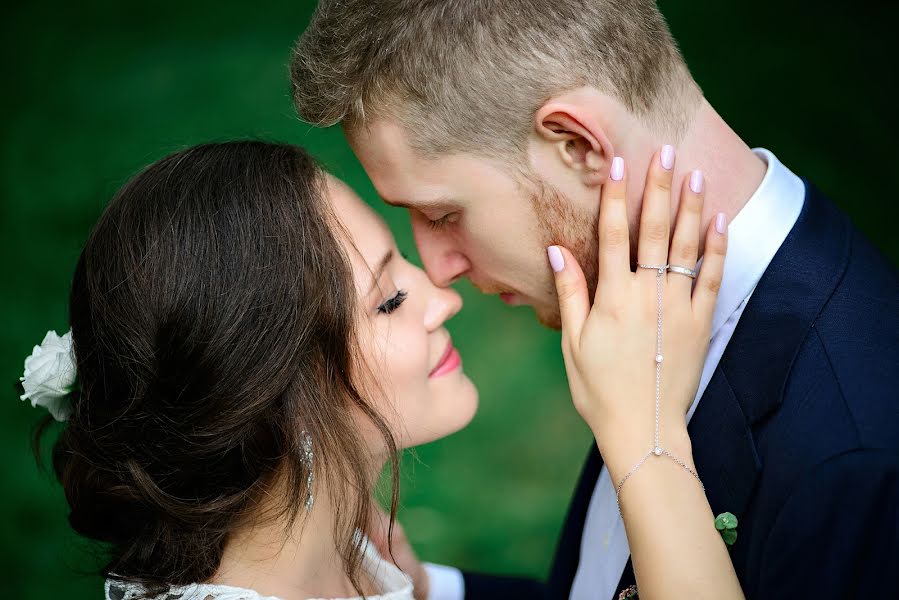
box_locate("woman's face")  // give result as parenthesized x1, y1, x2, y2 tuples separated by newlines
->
(327, 176, 478, 450)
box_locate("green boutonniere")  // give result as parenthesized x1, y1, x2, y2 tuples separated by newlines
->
(715, 512, 739, 546)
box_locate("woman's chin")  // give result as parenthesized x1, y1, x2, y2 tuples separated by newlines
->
(451, 376, 479, 431)
(408, 377, 479, 448)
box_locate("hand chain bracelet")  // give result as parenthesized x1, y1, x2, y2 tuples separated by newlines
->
(615, 264, 704, 515)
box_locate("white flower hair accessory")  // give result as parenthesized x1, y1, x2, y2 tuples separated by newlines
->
(20, 330, 76, 422)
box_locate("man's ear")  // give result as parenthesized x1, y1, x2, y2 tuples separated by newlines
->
(534, 102, 613, 186)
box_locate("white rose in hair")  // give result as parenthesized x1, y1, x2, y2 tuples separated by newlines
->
(20, 330, 76, 422)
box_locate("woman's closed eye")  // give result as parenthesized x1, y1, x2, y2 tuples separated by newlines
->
(377, 290, 408, 314)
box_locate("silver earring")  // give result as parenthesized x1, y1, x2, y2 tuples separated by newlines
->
(301, 430, 314, 511)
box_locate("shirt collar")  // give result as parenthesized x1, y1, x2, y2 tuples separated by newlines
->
(708, 148, 806, 337)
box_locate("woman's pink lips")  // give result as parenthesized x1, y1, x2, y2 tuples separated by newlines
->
(429, 342, 461, 378)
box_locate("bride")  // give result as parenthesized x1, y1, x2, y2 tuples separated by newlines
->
(22, 140, 740, 599)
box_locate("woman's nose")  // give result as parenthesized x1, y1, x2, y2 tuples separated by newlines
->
(424, 287, 463, 331)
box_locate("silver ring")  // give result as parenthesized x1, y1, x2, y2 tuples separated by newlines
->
(637, 263, 669, 274)
(668, 265, 697, 278)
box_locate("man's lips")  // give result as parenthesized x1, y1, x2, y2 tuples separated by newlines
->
(429, 341, 461, 378)
(499, 292, 525, 306)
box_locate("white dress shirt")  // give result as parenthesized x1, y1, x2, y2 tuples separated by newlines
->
(426, 149, 806, 600)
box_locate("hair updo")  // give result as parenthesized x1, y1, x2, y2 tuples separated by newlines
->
(34, 141, 399, 593)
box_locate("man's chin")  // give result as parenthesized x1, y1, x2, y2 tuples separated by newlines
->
(533, 304, 562, 330)
(496, 292, 562, 329)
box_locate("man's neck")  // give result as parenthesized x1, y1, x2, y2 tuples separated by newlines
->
(624, 99, 767, 247)
(678, 100, 768, 226)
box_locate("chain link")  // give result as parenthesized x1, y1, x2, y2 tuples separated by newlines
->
(616, 264, 704, 514)
(655, 269, 663, 451)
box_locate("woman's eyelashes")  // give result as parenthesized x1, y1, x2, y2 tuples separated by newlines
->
(377, 289, 408, 315)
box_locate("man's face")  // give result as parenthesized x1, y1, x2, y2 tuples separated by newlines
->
(348, 120, 598, 329)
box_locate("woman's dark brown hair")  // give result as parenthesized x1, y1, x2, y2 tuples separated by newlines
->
(34, 141, 399, 594)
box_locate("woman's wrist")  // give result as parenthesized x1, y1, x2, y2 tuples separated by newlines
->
(595, 419, 693, 485)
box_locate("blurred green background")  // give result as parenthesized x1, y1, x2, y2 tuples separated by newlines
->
(2, 1, 896, 597)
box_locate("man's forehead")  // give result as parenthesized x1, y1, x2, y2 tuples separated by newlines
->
(348, 120, 417, 171)
(349, 123, 455, 207)
(349, 119, 518, 210)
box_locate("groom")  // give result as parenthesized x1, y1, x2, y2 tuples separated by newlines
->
(291, 1, 899, 598)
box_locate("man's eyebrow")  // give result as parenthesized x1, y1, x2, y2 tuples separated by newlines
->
(366, 249, 394, 296)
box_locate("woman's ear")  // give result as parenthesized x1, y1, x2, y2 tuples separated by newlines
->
(534, 102, 613, 187)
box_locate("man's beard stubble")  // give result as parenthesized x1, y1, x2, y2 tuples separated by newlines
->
(531, 179, 599, 330)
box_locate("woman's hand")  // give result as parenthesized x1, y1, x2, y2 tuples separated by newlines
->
(547, 148, 727, 481)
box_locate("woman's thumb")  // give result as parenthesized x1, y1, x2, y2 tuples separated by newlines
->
(547, 245, 589, 339)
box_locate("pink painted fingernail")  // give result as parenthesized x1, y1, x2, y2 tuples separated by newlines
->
(547, 246, 565, 272)
(715, 212, 727, 234)
(660, 145, 675, 170)
(610, 157, 624, 181)
(690, 169, 704, 194)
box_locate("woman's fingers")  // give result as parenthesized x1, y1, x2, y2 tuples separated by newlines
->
(636, 146, 675, 274)
(693, 213, 729, 321)
(667, 170, 705, 297)
(597, 156, 630, 288)
(548, 244, 590, 344)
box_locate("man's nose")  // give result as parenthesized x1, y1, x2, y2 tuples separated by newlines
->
(412, 219, 471, 288)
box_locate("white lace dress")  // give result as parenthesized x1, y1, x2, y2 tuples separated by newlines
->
(103, 540, 413, 600)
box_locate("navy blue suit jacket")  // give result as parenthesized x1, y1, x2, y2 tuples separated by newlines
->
(463, 182, 899, 599)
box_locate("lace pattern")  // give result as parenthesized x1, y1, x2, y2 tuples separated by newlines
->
(104, 538, 413, 600)
(105, 579, 279, 600)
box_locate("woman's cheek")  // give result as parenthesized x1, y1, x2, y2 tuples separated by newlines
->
(389, 320, 433, 438)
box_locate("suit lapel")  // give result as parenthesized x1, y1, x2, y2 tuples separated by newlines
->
(687, 368, 760, 518)
(688, 180, 850, 526)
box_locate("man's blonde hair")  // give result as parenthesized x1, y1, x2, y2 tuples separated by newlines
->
(291, 0, 702, 157)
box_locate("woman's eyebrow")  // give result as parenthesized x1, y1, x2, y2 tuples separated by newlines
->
(366, 249, 394, 295)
